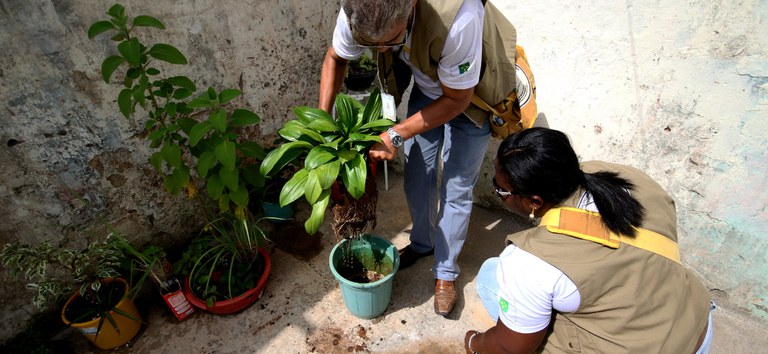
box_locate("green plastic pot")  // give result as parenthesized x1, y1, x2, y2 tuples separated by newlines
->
(329, 234, 400, 319)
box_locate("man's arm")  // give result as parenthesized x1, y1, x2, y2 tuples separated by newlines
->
(319, 46, 348, 113)
(368, 83, 474, 161)
(464, 319, 547, 354)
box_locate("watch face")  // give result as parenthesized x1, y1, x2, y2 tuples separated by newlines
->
(392, 135, 403, 147)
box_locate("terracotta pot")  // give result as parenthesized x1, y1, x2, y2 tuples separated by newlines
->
(183, 247, 271, 315)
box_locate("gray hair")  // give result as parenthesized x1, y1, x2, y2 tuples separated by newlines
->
(342, 0, 414, 40)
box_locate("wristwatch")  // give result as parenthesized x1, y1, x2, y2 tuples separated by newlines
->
(387, 127, 404, 148)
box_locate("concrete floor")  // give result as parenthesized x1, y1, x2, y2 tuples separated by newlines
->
(66, 170, 767, 353)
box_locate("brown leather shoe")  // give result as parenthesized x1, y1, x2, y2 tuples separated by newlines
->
(434, 280, 457, 316)
(397, 245, 434, 270)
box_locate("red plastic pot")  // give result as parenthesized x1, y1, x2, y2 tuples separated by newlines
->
(182, 247, 271, 315)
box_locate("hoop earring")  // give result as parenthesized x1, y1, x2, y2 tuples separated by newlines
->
(529, 206, 536, 220)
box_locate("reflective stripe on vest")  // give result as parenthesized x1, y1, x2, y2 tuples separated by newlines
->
(539, 207, 682, 264)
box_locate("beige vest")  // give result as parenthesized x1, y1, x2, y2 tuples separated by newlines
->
(506, 161, 711, 353)
(377, 0, 517, 127)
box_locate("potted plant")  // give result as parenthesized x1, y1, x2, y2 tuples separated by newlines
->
(88, 4, 267, 214)
(257, 158, 297, 223)
(0, 235, 143, 350)
(112, 233, 196, 321)
(177, 211, 271, 314)
(259, 88, 394, 238)
(344, 49, 377, 92)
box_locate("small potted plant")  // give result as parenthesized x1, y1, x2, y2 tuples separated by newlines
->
(178, 211, 271, 314)
(0, 235, 143, 350)
(259, 88, 394, 237)
(344, 49, 377, 92)
(112, 233, 195, 321)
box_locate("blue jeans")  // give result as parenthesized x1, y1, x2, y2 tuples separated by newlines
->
(404, 87, 491, 281)
(475, 257, 716, 353)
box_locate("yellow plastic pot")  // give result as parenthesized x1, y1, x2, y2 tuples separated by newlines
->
(60, 278, 142, 349)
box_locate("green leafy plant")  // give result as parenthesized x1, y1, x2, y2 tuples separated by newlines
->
(181, 212, 268, 307)
(88, 4, 266, 213)
(346, 49, 377, 76)
(0, 235, 139, 337)
(111, 232, 173, 295)
(259, 88, 394, 235)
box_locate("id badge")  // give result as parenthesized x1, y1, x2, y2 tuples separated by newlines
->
(381, 92, 396, 122)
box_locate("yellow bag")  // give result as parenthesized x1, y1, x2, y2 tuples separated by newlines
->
(471, 45, 538, 139)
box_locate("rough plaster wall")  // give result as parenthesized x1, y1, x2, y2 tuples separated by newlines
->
(477, 0, 767, 321)
(0, 0, 336, 342)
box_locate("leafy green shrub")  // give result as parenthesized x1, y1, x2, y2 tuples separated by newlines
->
(88, 4, 266, 213)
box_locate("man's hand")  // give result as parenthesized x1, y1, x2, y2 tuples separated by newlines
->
(368, 131, 398, 161)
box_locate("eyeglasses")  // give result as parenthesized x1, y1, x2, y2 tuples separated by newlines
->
(354, 23, 408, 50)
(492, 177, 517, 199)
(357, 29, 408, 50)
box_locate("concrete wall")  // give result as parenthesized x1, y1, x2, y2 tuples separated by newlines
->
(0, 0, 337, 342)
(0, 0, 766, 344)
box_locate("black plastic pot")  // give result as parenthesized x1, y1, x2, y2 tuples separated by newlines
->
(344, 71, 377, 92)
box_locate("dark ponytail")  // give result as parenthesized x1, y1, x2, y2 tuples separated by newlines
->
(497, 128, 645, 236)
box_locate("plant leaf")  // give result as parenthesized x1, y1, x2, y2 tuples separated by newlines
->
(207, 174, 224, 199)
(340, 154, 366, 199)
(239, 142, 265, 160)
(117, 38, 141, 66)
(88, 21, 116, 39)
(100, 56, 124, 83)
(259, 141, 312, 176)
(149, 43, 188, 65)
(209, 109, 227, 132)
(231, 109, 260, 126)
(292, 106, 335, 126)
(150, 151, 163, 171)
(279, 169, 308, 206)
(187, 93, 212, 109)
(132, 15, 165, 29)
(215, 140, 236, 171)
(314, 160, 341, 189)
(305, 147, 337, 170)
(334, 94, 358, 136)
(219, 165, 239, 190)
(117, 88, 133, 118)
(229, 184, 249, 208)
(166, 76, 196, 91)
(359, 118, 394, 131)
(218, 89, 241, 104)
(361, 88, 383, 124)
(307, 118, 339, 133)
(304, 170, 322, 204)
(107, 4, 125, 18)
(161, 143, 182, 168)
(304, 190, 330, 235)
(197, 151, 217, 177)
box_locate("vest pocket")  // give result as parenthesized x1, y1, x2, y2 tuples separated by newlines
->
(543, 317, 582, 353)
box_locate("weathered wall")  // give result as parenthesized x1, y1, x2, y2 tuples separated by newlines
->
(0, 0, 336, 342)
(477, 0, 767, 322)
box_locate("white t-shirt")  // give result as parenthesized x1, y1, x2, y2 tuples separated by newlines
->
(496, 192, 609, 333)
(496, 244, 582, 333)
(332, 0, 484, 99)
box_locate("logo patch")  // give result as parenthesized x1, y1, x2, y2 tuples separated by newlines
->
(458, 62, 470, 74)
(499, 297, 509, 313)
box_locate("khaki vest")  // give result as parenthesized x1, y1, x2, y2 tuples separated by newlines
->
(377, 0, 517, 127)
(506, 161, 711, 353)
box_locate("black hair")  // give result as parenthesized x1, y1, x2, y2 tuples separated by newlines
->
(496, 128, 645, 236)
